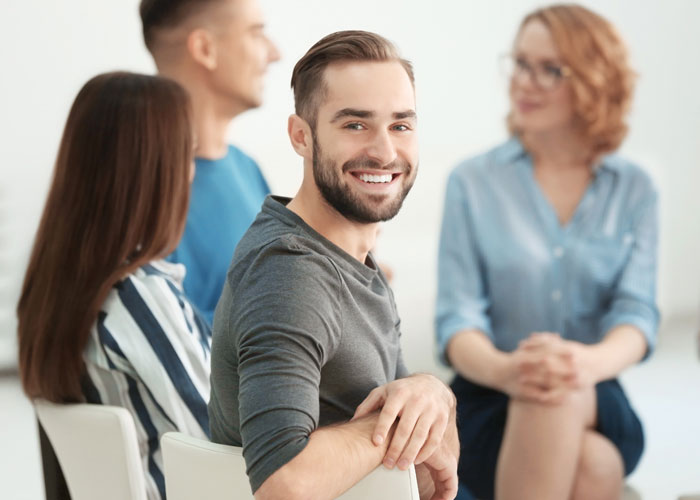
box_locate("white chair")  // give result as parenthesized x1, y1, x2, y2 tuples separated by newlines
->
(161, 431, 420, 500)
(34, 400, 147, 500)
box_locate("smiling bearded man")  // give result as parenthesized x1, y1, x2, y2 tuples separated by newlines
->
(312, 129, 416, 223)
(207, 30, 459, 500)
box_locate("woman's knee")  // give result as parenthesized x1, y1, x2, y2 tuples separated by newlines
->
(558, 385, 597, 427)
(508, 385, 596, 427)
(571, 431, 624, 500)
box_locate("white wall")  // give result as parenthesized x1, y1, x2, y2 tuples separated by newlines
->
(1, 0, 699, 371)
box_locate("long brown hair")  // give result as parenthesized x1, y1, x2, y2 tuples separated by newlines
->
(17, 72, 193, 402)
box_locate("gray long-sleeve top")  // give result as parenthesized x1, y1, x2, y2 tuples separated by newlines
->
(208, 196, 408, 493)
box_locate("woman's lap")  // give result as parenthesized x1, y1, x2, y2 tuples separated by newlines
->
(450, 375, 644, 500)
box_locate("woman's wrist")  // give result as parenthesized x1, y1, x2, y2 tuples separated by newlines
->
(582, 327, 646, 384)
(448, 329, 512, 392)
(488, 351, 514, 394)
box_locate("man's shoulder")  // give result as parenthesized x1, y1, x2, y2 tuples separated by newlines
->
(229, 200, 345, 298)
(226, 144, 262, 170)
(237, 231, 341, 284)
(220, 231, 344, 341)
(194, 144, 262, 174)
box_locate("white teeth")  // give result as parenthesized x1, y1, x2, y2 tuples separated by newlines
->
(358, 173, 392, 183)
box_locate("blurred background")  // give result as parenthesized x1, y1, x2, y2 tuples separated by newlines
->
(1, 1, 698, 498)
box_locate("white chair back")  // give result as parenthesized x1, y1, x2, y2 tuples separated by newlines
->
(34, 400, 147, 500)
(161, 431, 420, 500)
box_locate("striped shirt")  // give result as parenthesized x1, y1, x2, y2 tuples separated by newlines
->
(83, 260, 211, 500)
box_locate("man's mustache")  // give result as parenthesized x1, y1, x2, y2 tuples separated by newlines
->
(342, 157, 412, 173)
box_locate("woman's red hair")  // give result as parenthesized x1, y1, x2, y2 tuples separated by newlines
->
(510, 4, 636, 158)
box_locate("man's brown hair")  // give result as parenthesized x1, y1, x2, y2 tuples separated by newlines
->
(291, 30, 414, 128)
(17, 72, 193, 402)
(139, 0, 224, 52)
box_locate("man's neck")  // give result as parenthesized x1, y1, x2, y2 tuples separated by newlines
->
(287, 185, 379, 264)
(158, 66, 243, 160)
(192, 100, 232, 159)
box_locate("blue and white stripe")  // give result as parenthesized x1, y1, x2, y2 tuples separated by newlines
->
(83, 260, 212, 500)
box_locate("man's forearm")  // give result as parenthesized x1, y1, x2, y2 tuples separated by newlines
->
(255, 413, 392, 500)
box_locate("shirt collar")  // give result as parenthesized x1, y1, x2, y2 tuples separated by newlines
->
(147, 259, 186, 284)
(505, 135, 620, 177)
(501, 136, 528, 163)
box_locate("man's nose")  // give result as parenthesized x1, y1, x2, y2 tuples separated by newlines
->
(268, 37, 281, 63)
(365, 129, 398, 167)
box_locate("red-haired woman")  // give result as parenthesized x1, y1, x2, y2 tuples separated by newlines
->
(17, 72, 210, 500)
(436, 5, 657, 500)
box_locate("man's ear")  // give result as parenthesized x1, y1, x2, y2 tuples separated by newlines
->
(186, 29, 217, 71)
(288, 114, 313, 159)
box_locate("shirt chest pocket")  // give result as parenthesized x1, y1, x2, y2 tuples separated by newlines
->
(571, 233, 634, 316)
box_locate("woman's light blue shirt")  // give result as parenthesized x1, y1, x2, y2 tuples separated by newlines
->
(435, 138, 659, 365)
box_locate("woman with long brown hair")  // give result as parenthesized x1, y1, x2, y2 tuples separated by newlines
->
(437, 5, 657, 500)
(17, 72, 211, 500)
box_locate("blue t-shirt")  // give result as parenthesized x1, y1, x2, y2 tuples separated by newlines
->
(436, 138, 659, 364)
(169, 145, 270, 324)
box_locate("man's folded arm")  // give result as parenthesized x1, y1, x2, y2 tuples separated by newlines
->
(232, 249, 383, 498)
(254, 413, 393, 500)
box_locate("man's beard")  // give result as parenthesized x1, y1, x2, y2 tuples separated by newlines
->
(311, 133, 416, 224)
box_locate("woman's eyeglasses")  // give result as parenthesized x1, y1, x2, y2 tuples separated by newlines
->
(501, 54, 572, 90)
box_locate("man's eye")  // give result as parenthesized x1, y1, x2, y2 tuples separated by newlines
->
(392, 124, 410, 132)
(345, 123, 365, 130)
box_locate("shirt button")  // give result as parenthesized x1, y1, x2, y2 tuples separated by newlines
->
(551, 290, 562, 302)
(553, 246, 564, 258)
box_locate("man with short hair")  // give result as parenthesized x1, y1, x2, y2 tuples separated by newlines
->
(208, 31, 459, 500)
(139, 0, 280, 323)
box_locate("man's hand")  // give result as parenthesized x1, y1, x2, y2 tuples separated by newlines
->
(416, 442, 459, 500)
(352, 374, 456, 470)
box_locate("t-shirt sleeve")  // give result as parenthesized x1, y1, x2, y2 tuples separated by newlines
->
(395, 343, 410, 379)
(255, 162, 271, 195)
(247, 154, 271, 196)
(229, 241, 342, 492)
